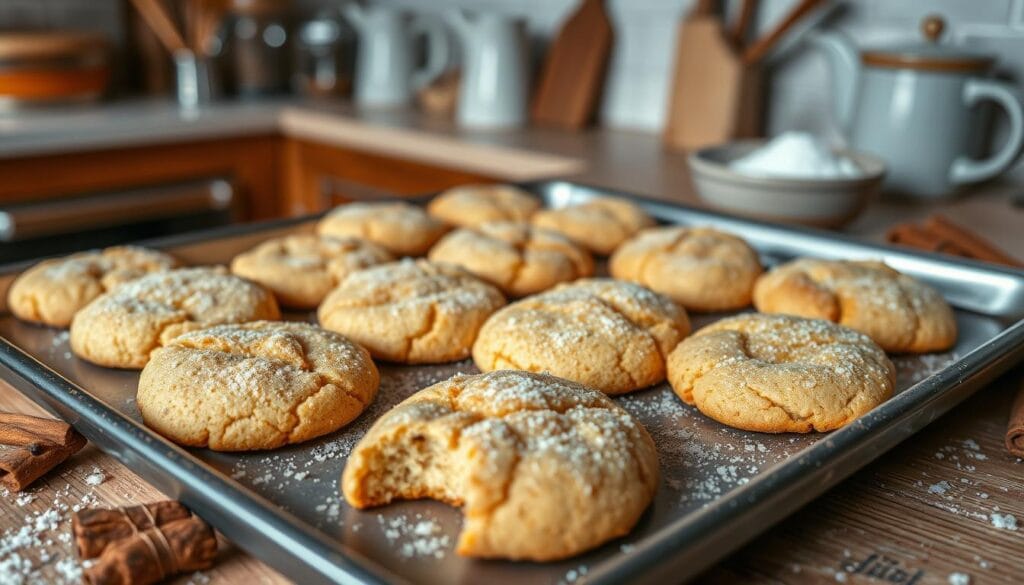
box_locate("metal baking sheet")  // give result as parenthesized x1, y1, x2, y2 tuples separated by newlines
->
(1, 180, 1022, 585)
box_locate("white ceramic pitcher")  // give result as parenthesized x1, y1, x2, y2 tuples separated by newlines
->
(447, 10, 529, 128)
(343, 4, 450, 107)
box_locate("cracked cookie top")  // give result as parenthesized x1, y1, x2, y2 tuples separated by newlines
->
(69, 267, 281, 369)
(8, 245, 178, 328)
(317, 259, 506, 364)
(427, 184, 541, 228)
(752, 258, 957, 353)
(610, 226, 762, 312)
(230, 234, 393, 309)
(472, 278, 691, 394)
(427, 221, 594, 297)
(531, 196, 655, 255)
(667, 313, 895, 433)
(317, 202, 449, 257)
(342, 370, 659, 561)
(138, 321, 378, 451)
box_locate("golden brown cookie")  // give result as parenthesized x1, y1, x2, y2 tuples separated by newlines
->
(667, 313, 895, 433)
(427, 221, 594, 297)
(316, 202, 448, 257)
(317, 259, 505, 364)
(7, 246, 178, 328)
(472, 278, 690, 394)
(610, 226, 762, 312)
(342, 370, 659, 561)
(427, 184, 541, 228)
(138, 321, 378, 451)
(530, 196, 655, 255)
(752, 259, 957, 353)
(230, 234, 392, 309)
(69, 267, 280, 369)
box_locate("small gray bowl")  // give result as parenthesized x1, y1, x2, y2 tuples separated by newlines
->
(687, 140, 886, 229)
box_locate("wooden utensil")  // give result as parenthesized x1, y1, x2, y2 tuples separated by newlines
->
(128, 0, 187, 54)
(530, 0, 614, 130)
(742, 0, 823, 64)
(663, 0, 762, 151)
(729, 0, 758, 48)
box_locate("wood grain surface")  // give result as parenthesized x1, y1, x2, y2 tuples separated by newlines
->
(1, 368, 1020, 584)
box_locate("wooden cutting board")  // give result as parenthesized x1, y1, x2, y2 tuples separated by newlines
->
(662, 0, 761, 150)
(530, 0, 613, 130)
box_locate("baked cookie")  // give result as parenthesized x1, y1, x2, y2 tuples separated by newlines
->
(667, 313, 895, 433)
(7, 246, 177, 328)
(318, 259, 505, 364)
(427, 221, 594, 297)
(317, 202, 448, 257)
(138, 321, 378, 451)
(427, 184, 541, 228)
(531, 196, 655, 255)
(472, 278, 690, 394)
(752, 259, 957, 353)
(342, 370, 659, 561)
(610, 226, 762, 312)
(69, 267, 280, 369)
(230, 234, 392, 309)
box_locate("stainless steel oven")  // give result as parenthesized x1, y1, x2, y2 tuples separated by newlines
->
(0, 177, 237, 263)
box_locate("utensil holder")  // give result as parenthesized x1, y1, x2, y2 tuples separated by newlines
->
(174, 49, 218, 108)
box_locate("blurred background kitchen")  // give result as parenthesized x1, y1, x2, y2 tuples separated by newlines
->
(1, 0, 1022, 267)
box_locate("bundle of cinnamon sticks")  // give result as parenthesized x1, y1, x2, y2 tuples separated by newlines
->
(73, 501, 217, 585)
(887, 214, 1023, 267)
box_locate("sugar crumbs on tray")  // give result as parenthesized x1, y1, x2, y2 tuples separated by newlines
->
(376, 513, 451, 560)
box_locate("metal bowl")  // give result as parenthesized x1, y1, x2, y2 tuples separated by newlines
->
(687, 140, 886, 229)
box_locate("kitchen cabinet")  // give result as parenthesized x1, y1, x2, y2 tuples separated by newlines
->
(280, 137, 496, 215)
(0, 135, 496, 222)
(0, 136, 283, 221)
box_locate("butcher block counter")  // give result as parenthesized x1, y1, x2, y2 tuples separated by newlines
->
(0, 99, 1022, 585)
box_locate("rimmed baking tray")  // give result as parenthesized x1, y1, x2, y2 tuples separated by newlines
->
(1, 180, 1022, 584)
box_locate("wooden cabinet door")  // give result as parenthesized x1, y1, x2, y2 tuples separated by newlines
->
(281, 138, 496, 215)
(0, 136, 283, 221)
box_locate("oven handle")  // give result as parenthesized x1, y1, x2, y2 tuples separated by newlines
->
(0, 178, 235, 242)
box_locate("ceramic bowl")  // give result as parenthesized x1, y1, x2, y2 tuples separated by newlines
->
(687, 140, 886, 229)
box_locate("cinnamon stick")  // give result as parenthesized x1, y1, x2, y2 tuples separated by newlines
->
(73, 501, 193, 559)
(82, 515, 217, 585)
(1006, 378, 1024, 458)
(885, 223, 971, 256)
(924, 214, 1024, 267)
(0, 412, 87, 492)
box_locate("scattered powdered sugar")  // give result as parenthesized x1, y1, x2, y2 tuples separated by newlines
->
(989, 513, 1017, 531)
(84, 468, 105, 486)
(561, 564, 589, 584)
(929, 481, 951, 495)
(0, 480, 100, 585)
(892, 352, 959, 387)
(377, 514, 451, 560)
(15, 493, 36, 507)
(948, 571, 971, 585)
